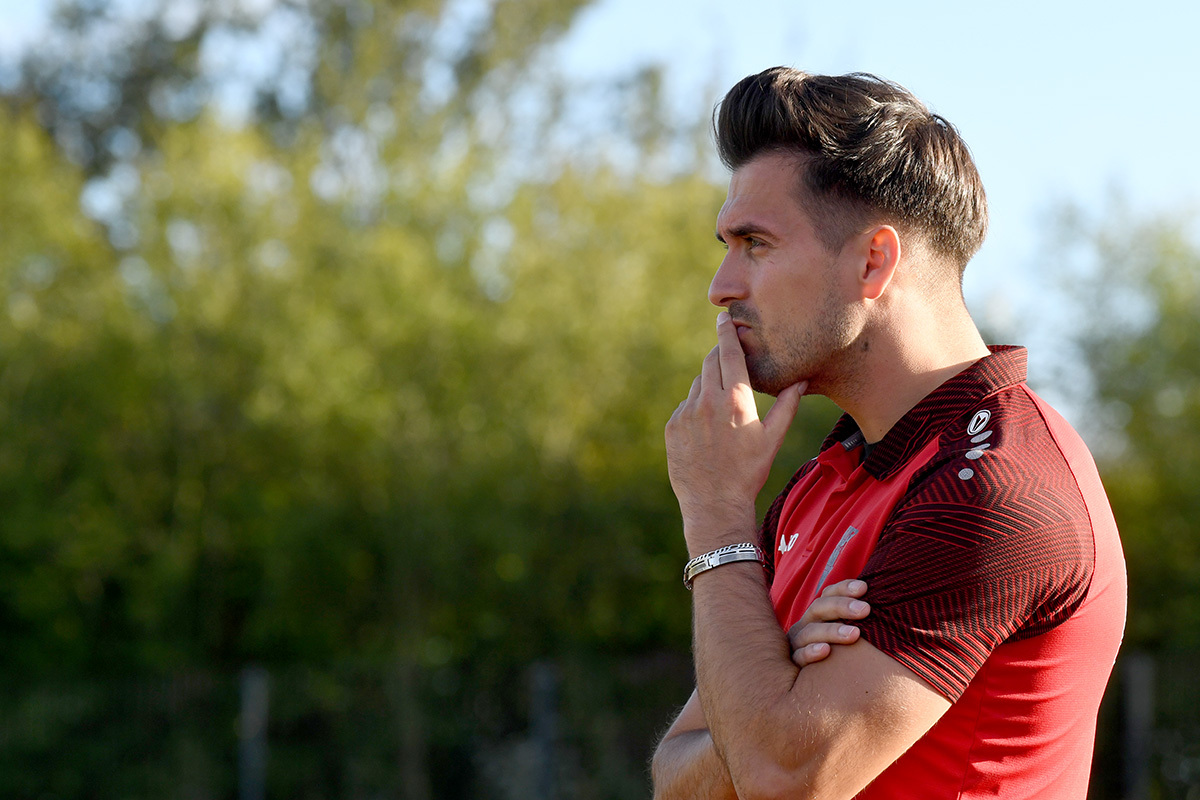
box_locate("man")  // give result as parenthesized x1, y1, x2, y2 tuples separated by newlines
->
(653, 68, 1126, 799)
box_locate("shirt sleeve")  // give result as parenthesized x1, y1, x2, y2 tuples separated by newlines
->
(854, 441, 1095, 701)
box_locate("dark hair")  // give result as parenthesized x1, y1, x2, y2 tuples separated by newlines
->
(714, 67, 988, 271)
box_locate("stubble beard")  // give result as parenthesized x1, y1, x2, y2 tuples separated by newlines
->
(731, 296, 859, 398)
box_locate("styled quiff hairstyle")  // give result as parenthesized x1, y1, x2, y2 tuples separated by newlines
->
(715, 67, 988, 271)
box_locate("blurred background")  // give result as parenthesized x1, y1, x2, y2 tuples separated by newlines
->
(0, 0, 1197, 797)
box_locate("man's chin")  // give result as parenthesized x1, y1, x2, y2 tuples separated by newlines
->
(747, 369, 793, 398)
(748, 362, 815, 397)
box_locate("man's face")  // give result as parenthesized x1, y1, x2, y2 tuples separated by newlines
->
(710, 152, 862, 397)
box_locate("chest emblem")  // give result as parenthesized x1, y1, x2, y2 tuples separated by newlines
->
(778, 533, 800, 554)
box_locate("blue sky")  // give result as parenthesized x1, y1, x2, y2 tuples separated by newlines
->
(553, 0, 1200, 329)
(4, 0, 1198, 392)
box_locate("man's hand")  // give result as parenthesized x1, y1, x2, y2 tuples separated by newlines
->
(654, 578, 873, 797)
(665, 311, 804, 555)
(654, 581, 871, 797)
(787, 579, 870, 667)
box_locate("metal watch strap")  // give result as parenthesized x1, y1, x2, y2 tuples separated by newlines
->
(683, 542, 766, 590)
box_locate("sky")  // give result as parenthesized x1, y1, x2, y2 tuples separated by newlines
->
(2, 0, 1198, 396)
(551, 0, 1200, 342)
(550, 0, 1200, 414)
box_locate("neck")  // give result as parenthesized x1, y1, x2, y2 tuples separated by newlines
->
(828, 298, 990, 444)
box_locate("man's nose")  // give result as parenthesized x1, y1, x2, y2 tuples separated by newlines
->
(708, 254, 748, 308)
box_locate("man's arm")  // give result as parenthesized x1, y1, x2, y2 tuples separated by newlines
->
(691, 563, 948, 799)
(652, 579, 871, 798)
(663, 313, 950, 799)
(651, 690, 737, 800)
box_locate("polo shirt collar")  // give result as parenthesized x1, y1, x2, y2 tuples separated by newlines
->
(819, 346, 1029, 480)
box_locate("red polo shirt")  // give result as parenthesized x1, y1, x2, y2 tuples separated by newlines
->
(762, 347, 1126, 799)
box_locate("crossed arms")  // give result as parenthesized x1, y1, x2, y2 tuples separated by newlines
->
(651, 571, 949, 799)
(655, 313, 950, 799)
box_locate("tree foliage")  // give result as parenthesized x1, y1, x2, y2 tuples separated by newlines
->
(4, 2, 818, 793)
(24, 1, 1200, 796)
(1, 8, 847, 793)
(0, 4, 856, 794)
(1046, 204, 1200, 652)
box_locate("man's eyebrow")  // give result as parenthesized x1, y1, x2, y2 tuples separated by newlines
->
(715, 224, 771, 244)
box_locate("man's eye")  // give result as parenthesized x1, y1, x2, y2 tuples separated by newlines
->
(747, 238, 764, 249)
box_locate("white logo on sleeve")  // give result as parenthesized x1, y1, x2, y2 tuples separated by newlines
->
(961, 409, 994, 480)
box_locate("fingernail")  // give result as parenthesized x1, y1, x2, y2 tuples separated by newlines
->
(716, 311, 730, 326)
(849, 600, 869, 614)
(839, 625, 856, 637)
(849, 580, 866, 593)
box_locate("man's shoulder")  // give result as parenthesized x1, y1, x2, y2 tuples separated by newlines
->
(901, 381, 1094, 520)
(874, 382, 1098, 609)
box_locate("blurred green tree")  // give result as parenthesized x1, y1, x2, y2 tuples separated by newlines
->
(1045, 204, 1200, 653)
(0, 1, 847, 794)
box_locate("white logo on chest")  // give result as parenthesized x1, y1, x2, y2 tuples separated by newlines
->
(778, 533, 800, 554)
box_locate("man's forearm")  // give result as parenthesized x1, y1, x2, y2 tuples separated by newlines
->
(651, 728, 737, 800)
(690, 557, 811, 793)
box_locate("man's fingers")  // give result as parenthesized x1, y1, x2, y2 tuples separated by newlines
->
(788, 622, 862, 667)
(820, 579, 868, 599)
(698, 344, 721, 394)
(715, 311, 750, 390)
(844, 598, 870, 619)
(789, 621, 862, 648)
(763, 381, 805, 441)
(788, 593, 870, 633)
(792, 642, 830, 668)
(686, 374, 702, 404)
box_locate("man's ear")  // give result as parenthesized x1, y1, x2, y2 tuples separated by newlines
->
(860, 225, 901, 301)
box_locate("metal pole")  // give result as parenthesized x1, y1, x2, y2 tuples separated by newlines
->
(1122, 650, 1155, 800)
(239, 666, 270, 800)
(397, 659, 432, 800)
(530, 661, 560, 800)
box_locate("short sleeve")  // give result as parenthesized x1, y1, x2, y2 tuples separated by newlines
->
(855, 442, 1095, 701)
